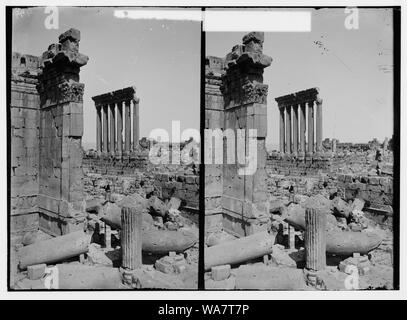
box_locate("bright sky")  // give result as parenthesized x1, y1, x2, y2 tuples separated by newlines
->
(12, 7, 201, 148)
(207, 8, 394, 147)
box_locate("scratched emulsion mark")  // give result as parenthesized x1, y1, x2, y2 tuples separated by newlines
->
(313, 37, 353, 72)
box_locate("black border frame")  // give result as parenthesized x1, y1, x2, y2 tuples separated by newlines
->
(5, 5, 401, 292)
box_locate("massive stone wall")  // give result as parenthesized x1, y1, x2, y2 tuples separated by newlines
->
(10, 53, 41, 233)
(83, 152, 150, 175)
(83, 152, 200, 210)
(204, 56, 224, 232)
(266, 156, 334, 176)
(336, 174, 393, 208)
(154, 172, 199, 209)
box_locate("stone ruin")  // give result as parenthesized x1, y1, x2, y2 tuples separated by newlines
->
(9, 27, 395, 291)
(11, 28, 88, 236)
(10, 28, 199, 290)
(92, 86, 140, 157)
(205, 32, 271, 237)
(204, 31, 394, 290)
(275, 88, 323, 158)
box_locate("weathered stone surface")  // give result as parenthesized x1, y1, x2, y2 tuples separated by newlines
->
(326, 231, 382, 255)
(11, 29, 88, 235)
(18, 230, 91, 270)
(155, 253, 187, 274)
(27, 263, 46, 280)
(305, 208, 326, 271)
(331, 197, 351, 218)
(211, 264, 231, 281)
(351, 198, 365, 212)
(56, 263, 124, 289)
(270, 245, 297, 268)
(204, 231, 275, 270)
(206, 230, 236, 247)
(121, 207, 142, 270)
(285, 203, 337, 230)
(235, 264, 307, 290)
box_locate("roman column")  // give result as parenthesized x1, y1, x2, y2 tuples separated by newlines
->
(116, 100, 123, 156)
(96, 105, 102, 154)
(109, 102, 116, 156)
(305, 208, 326, 271)
(102, 104, 109, 154)
(316, 97, 323, 153)
(132, 98, 139, 151)
(285, 106, 292, 154)
(299, 101, 306, 158)
(121, 206, 142, 270)
(307, 100, 314, 155)
(124, 99, 131, 155)
(292, 103, 299, 155)
(279, 106, 285, 153)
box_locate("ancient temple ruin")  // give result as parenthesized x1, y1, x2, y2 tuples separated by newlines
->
(92, 87, 140, 157)
(11, 28, 88, 236)
(275, 88, 323, 157)
(10, 27, 199, 290)
(205, 32, 271, 237)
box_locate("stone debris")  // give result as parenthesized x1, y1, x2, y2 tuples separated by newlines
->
(331, 197, 351, 218)
(27, 263, 46, 280)
(338, 255, 371, 276)
(148, 196, 168, 217)
(167, 197, 182, 211)
(206, 230, 236, 247)
(211, 264, 231, 281)
(154, 253, 187, 275)
(10, 26, 394, 291)
(269, 245, 297, 268)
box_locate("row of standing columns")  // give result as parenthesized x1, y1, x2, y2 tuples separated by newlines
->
(95, 98, 140, 156)
(277, 90, 323, 156)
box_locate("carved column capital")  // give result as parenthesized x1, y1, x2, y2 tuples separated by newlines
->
(57, 81, 84, 103)
(242, 82, 268, 104)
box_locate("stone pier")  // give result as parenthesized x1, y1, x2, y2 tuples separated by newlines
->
(10, 28, 90, 236)
(205, 32, 272, 237)
(92, 87, 139, 158)
(204, 56, 225, 232)
(275, 88, 323, 159)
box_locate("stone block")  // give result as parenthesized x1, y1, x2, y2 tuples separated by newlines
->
(27, 263, 46, 280)
(211, 264, 231, 281)
(69, 113, 83, 137)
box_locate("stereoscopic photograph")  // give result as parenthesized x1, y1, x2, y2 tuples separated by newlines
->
(9, 6, 200, 290)
(204, 8, 396, 290)
(7, 5, 399, 293)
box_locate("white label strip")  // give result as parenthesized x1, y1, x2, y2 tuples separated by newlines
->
(204, 10, 312, 32)
(114, 9, 203, 22)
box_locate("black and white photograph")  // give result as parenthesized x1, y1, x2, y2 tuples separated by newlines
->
(204, 7, 397, 290)
(8, 6, 200, 290)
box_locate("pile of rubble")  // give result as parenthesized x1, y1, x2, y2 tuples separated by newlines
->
(10, 191, 199, 290)
(204, 192, 393, 290)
